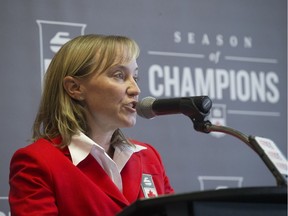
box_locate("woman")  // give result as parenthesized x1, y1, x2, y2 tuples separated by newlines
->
(9, 34, 174, 215)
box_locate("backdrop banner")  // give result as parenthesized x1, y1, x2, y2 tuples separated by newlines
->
(0, 0, 287, 214)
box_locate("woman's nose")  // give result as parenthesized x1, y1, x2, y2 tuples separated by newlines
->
(127, 77, 141, 96)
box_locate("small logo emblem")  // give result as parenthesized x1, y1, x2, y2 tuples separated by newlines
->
(141, 174, 158, 198)
(209, 104, 227, 138)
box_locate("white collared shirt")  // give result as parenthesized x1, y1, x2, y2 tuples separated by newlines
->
(68, 132, 147, 191)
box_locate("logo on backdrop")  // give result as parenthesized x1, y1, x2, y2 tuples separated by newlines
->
(148, 32, 279, 103)
(36, 20, 87, 85)
(146, 31, 281, 137)
(209, 104, 226, 138)
(198, 176, 243, 191)
(0, 197, 9, 216)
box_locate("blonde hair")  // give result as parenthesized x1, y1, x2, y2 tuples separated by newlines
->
(32, 34, 140, 147)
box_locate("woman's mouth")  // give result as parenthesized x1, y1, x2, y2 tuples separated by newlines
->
(124, 101, 137, 112)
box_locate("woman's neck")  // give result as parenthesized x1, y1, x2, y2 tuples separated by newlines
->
(88, 129, 114, 154)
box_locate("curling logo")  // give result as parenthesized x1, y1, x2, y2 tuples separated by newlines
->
(208, 104, 227, 138)
(0, 197, 9, 216)
(36, 20, 87, 85)
(198, 176, 243, 191)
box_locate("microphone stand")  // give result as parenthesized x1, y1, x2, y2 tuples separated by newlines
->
(190, 119, 288, 187)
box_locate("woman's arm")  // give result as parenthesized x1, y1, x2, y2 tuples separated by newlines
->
(9, 148, 58, 216)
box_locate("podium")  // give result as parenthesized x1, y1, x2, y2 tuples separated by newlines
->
(118, 187, 287, 216)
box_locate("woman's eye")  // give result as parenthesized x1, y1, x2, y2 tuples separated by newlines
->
(114, 71, 125, 80)
(133, 76, 139, 83)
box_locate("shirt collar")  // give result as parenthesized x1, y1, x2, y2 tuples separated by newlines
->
(68, 131, 146, 166)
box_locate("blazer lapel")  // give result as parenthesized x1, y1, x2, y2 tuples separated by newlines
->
(77, 154, 130, 206)
(121, 153, 143, 203)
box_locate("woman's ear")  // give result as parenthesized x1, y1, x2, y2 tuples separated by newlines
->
(63, 76, 84, 101)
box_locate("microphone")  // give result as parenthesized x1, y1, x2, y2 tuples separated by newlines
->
(136, 96, 212, 120)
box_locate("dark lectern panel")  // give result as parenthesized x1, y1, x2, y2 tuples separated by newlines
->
(118, 187, 287, 216)
(194, 202, 285, 216)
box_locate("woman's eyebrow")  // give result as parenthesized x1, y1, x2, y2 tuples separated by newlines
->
(116, 65, 139, 73)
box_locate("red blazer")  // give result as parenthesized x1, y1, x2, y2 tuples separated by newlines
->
(9, 138, 174, 216)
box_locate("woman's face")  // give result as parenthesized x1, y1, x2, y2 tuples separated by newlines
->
(79, 58, 140, 133)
